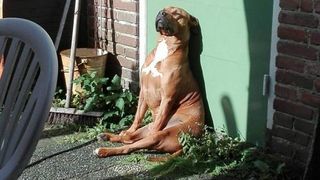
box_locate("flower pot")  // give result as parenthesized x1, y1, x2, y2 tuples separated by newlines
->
(60, 48, 108, 93)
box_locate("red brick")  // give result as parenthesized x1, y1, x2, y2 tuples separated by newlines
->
(124, 47, 139, 59)
(301, 91, 320, 107)
(315, 0, 320, 13)
(294, 132, 311, 146)
(275, 84, 298, 101)
(117, 55, 137, 69)
(315, 78, 320, 92)
(273, 125, 296, 142)
(280, 0, 300, 10)
(306, 63, 320, 76)
(276, 55, 305, 73)
(273, 111, 294, 129)
(294, 119, 315, 135)
(114, 22, 138, 35)
(115, 34, 138, 47)
(117, 11, 138, 24)
(274, 126, 310, 147)
(273, 126, 310, 146)
(276, 70, 314, 90)
(278, 26, 307, 43)
(113, 0, 138, 12)
(279, 11, 319, 28)
(115, 43, 126, 55)
(108, 31, 139, 48)
(270, 137, 294, 157)
(293, 147, 309, 163)
(274, 99, 314, 120)
(277, 41, 318, 61)
(121, 68, 139, 81)
(106, 42, 127, 56)
(311, 31, 320, 45)
(301, 0, 314, 12)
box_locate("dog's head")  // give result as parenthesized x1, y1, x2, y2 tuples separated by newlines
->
(155, 7, 199, 40)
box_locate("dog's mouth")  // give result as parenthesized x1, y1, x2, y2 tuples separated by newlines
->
(158, 26, 173, 36)
(155, 16, 175, 36)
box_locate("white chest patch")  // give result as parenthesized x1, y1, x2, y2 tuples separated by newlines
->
(142, 40, 168, 77)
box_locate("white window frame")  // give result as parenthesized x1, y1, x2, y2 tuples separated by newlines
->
(267, 0, 280, 129)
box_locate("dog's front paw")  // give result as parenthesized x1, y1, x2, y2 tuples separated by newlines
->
(94, 148, 101, 157)
(93, 148, 104, 158)
(94, 147, 119, 158)
(96, 133, 109, 141)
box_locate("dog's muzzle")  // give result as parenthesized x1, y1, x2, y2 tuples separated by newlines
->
(155, 10, 174, 36)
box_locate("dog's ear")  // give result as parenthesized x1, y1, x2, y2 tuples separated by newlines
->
(189, 15, 199, 34)
(189, 15, 199, 27)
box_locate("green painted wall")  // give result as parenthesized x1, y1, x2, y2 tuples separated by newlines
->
(147, 0, 273, 146)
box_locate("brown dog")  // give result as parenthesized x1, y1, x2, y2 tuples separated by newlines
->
(0, 56, 4, 78)
(94, 7, 205, 158)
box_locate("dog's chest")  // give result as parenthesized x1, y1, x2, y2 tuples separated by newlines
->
(142, 40, 168, 77)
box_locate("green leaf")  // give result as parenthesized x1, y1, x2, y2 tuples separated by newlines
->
(99, 77, 109, 85)
(84, 95, 97, 111)
(111, 74, 121, 85)
(90, 71, 97, 78)
(104, 94, 120, 103)
(253, 160, 269, 173)
(276, 163, 285, 175)
(115, 98, 125, 111)
(125, 91, 133, 102)
(102, 111, 118, 119)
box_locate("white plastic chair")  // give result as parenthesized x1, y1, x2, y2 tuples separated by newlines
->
(0, 18, 58, 179)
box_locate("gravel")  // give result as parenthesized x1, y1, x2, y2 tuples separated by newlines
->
(19, 134, 212, 180)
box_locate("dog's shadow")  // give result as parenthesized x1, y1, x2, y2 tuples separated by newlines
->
(188, 23, 213, 128)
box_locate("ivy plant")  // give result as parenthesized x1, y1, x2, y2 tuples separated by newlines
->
(151, 127, 287, 179)
(72, 72, 137, 128)
(53, 72, 138, 134)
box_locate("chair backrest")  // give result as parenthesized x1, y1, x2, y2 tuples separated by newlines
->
(0, 18, 58, 179)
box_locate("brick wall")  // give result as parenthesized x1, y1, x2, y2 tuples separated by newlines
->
(87, 0, 139, 92)
(270, 0, 320, 166)
(2, 0, 140, 91)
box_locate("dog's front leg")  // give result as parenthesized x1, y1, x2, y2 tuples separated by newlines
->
(151, 97, 174, 132)
(97, 91, 147, 142)
(120, 90, 148, 136)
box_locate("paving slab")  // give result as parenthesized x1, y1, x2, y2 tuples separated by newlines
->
(19, 133, 212, 180)
(20, 136, 145, 179)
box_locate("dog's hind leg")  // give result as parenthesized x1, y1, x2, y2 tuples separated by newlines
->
(97, 123, 152, 144)
(94, 127, 181, 158)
